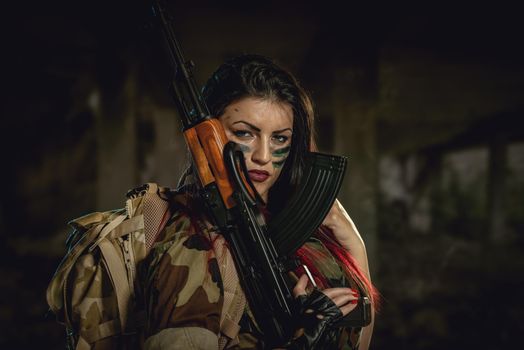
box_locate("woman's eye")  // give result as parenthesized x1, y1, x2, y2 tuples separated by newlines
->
(233, 130, 252, 138)
(272, 135, 289, 144)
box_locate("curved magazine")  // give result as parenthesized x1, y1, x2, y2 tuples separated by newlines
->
(268, 152, 347, 256)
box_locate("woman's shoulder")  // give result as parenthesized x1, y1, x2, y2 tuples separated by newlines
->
(144, 183, 222, 267)
(159, 183, 210, 232)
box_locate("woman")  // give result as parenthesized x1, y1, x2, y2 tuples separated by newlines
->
(141, 55, 378, 349)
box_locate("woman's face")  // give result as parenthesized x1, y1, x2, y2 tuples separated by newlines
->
(219, 97, 293, 202)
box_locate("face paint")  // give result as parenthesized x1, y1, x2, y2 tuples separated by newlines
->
(272, 159, 286, 169)
(272, 146, 291, 158)
(236, 143, 251, 154)
(271, 146, 290, 169)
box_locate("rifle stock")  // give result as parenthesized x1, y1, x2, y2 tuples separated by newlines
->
(183, 119, 236, 208)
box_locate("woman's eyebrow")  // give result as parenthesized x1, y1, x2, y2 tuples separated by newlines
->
(232, 120, 261, 132)
(272, 128, 292, 134)
(232, 121, 292, 134)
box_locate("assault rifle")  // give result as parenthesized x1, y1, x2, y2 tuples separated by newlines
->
(150, 1, 371, 346)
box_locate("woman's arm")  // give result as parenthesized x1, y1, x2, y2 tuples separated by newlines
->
(322, 200, 369, 269)
(322, 199, 374, 350)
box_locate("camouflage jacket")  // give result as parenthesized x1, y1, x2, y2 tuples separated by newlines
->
(47, 183, 364, 349)
(140, 190, 363, 349)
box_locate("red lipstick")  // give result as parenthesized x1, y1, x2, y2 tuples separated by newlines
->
(248, 170, 270, 182)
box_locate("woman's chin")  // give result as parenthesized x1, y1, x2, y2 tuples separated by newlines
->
(253, 185, 268, 202)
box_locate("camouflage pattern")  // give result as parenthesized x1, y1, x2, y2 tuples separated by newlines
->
(144, 327, 219, 349)
(141, 194, 364, 349)
(47, 183, 364, 349)
(140, 198, 224, 338)
(47, 184, 163, 350)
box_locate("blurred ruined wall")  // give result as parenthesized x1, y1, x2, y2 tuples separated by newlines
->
(1, 1, 523, 349)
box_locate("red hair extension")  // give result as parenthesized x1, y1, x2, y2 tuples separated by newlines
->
(294, 226, 380, 311)
(294, 245, 329, 290)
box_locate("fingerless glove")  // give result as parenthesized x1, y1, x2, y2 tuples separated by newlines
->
(284, 289, 343, 349)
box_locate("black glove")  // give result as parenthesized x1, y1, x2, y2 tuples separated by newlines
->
(284, 289, 343, 349)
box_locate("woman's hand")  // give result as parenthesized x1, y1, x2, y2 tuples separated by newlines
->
(282, 274, 358, 349)
(292, 274, 358, 317)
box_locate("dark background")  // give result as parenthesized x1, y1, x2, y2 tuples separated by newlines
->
(1, 1, 523, 349)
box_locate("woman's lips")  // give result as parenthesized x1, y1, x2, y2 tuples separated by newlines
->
(248, 170, 270, 182)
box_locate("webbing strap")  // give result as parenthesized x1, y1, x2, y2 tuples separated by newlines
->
(89, 215, 127, 252)
(110, 215, 144, 239)
(79, 310, 146, 346)
(221, 318, 241, 341)
(213, 234, 246, 349)
(219, 280, 245, 349)
(81, 319, 121, 343)
(75, 205, 145, 348)
(99, 238, 131, 333)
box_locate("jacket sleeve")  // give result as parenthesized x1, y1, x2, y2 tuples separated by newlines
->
(144, 327, 218, 350)
(141, 211, 224, 348)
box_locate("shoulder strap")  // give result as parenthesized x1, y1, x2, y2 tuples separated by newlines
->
(126, 182, 172, 252)
(98, 234, 130, 332)
(76, 214, 145, 343)
(212, 233, 246, 349)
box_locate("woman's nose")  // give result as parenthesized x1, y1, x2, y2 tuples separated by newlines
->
(251, 139, 271, 165)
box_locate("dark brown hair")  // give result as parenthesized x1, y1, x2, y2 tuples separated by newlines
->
(202, 54, 315, 212)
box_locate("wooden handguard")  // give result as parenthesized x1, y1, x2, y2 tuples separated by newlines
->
(183, 118, 236, 209)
